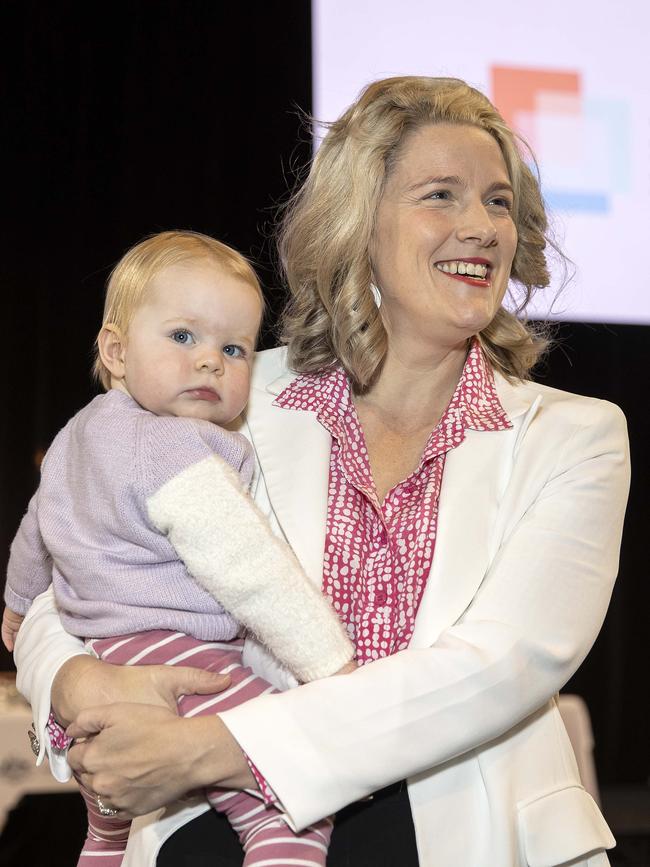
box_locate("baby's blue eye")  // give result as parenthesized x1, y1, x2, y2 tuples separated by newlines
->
(171, 330, 195, 345)
(223, 344, 245, 358)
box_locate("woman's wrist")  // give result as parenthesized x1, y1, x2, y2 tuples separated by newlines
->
(187, 715, 257, 791)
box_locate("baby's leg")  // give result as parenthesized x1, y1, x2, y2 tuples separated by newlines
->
(76, 633, 180, 867)
(78, 632, 206, 866)
(211, 790, 332, 867)
(179, 660, 332, 867)
(88, 631, 334, 867)
(76, 780, 131, 867)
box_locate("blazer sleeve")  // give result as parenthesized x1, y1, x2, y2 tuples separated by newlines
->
(219, 399, 630, 831)
(14, 587, 87, 779)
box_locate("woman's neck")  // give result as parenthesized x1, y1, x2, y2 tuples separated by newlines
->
(351, 340, 469, 503)
(355, 340, 469, 435)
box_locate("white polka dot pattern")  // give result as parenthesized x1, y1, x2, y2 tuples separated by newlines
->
(275, 339, 511, 665)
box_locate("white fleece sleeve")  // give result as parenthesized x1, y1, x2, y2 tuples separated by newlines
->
(146, 454, 354, 682)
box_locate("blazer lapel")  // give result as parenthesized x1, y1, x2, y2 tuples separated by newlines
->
(410, 376, 543, 648)
(245, 373, 331, 587)
(245, 357, 544, 646)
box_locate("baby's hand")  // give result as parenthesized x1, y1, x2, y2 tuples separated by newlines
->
(1, 607, 25, 652)
(335, 659, 358, 675)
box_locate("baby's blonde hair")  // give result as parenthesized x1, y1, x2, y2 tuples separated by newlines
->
(93, 230, 264, 389)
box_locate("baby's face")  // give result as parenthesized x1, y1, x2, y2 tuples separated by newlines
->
(117, 259, 262, 426)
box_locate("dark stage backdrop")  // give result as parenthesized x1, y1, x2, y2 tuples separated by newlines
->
(1, 3, 647, 787)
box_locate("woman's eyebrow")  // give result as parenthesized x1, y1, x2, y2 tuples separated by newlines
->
(406, 174, 463, 192)
(406, 177, 514, 196)
(484, 180, 514, 195)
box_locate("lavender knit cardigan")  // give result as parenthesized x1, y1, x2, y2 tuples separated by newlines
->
(5, 390, 353, 681)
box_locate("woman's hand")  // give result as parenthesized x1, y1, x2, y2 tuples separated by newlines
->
(67, 704, 256, 817)
(52, 655, 232, 727)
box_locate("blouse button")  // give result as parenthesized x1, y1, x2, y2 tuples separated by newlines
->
(375, 589, 388, 605)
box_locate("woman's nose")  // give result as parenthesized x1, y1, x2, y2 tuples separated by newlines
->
(456, 205, 498, 247)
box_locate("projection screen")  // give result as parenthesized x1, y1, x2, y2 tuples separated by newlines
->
(313, 0, 650, 324)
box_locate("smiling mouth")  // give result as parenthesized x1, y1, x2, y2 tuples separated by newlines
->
(435, 259, 491, 285)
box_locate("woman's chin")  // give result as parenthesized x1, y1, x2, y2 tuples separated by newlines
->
(442, 310, 497, 342)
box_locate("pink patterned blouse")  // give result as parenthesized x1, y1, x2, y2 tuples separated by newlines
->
(275, 338, 511, 665)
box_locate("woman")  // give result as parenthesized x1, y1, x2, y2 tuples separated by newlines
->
(15, 77, 629, 866)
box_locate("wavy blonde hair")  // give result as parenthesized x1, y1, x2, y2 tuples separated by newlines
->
(93, 230, 263, 389)
(279, 76, 555, 388)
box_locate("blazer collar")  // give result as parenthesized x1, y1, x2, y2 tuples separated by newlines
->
(246, 358, 543, 640)
(266, 369, 301, 397)
(246, 370, 331, 586)
(411, 374, 543, 646)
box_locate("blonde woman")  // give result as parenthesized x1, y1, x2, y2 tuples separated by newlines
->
(15, 77, 629, 867)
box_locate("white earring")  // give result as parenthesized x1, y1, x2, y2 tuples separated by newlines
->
(370, 282, 382, 309)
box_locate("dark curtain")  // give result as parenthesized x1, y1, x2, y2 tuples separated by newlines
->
(1, 0, 311, 651)
(534, 322, 649, 785)
(1, 2, 647, 787)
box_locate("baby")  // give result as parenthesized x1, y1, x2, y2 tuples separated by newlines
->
(2, 230, 354, 867)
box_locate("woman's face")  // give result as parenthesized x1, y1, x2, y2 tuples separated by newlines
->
(370, 123, 518, 354)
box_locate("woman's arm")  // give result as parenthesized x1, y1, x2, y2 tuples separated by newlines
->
(61, 398, 629, 826)
(217, 399, 630, 829)
(14, 588, 232, 779)
(14, 588, 90, 776)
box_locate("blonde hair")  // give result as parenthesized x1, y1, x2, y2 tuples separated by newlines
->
(93, 230, 264, 389)
(279, 76, 555, 388)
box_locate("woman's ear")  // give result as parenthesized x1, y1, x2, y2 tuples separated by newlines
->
(97, 325, 127, 382)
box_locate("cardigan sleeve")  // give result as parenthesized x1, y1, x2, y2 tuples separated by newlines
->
(5, 490, 53, 615)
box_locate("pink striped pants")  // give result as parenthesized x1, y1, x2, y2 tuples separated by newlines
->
(77, 630, 332, 867)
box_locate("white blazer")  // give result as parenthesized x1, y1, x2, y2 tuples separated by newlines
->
(15, 346, 630, 867)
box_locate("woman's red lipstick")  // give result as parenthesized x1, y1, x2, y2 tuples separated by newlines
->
(435, 257, 492, 287)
